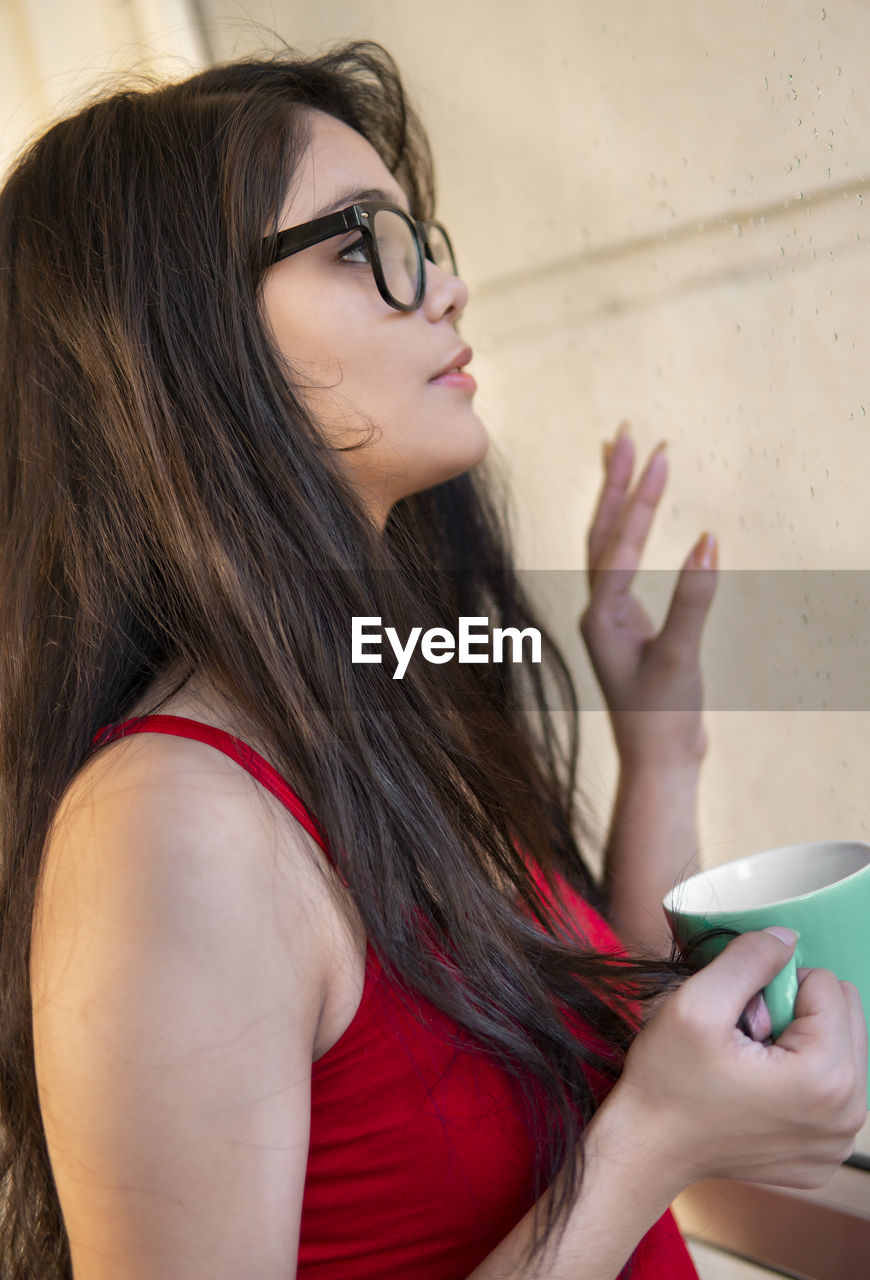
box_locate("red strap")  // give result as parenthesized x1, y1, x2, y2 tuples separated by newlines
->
(91, 714, 333, 858)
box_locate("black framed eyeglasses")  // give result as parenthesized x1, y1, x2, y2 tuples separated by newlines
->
(262, 199, 459, 312)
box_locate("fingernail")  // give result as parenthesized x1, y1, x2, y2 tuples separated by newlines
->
(643, 440, 667, 477)
(603, 441, 614, 469)
(643, 440, 667, 472)
(764, 926, 799, 946)
(694, 532, 717, 569)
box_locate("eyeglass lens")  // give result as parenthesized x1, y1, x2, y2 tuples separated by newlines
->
(370, 209, 456, 307)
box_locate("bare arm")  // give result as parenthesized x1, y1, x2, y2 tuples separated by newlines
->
(465, 1086, 680, 1280)
(31, 734, 327, 1280)
(580, 426, 716, 955)
(603, 759, 701, 955)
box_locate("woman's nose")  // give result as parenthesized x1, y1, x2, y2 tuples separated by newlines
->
(421, 259, 469, 323)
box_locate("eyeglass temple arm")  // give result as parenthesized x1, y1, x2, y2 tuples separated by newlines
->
(268, 206, 362, 263)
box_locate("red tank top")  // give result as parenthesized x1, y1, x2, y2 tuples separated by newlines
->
(91, 715, 698, 1280)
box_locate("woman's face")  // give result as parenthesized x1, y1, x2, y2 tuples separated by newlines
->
(261, 110, 488, 527)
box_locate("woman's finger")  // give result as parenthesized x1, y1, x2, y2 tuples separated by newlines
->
(774, 967, 855, 1062)
(790, 965, 844, 1022)
(587, 428, 635, 577)
(589, 444, 668, 610)
(841, 981, 869, 1092)
(653, 533, 718, 668)
(741, 990, 773, 1042)
(783, 976, 867, 1119)
(676, 929, 798, 1036)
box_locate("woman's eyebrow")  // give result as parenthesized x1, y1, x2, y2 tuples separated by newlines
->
(312, 185, 411, 217)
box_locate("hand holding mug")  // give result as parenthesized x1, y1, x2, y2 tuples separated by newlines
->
(664, 840, 870, 1083)
(613, 928, 868, 1192)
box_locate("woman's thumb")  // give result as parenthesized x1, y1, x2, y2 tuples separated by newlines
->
(678, 928, 798, 1031)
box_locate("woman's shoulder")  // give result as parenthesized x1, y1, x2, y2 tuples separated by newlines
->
(43, 676, 368, 1062)
(77, 669, 312, 847)
(43, 677, 337, 982)
(60, 682, 301, 853)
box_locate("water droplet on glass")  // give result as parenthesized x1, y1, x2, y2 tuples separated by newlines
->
(818, 6, 826, 17)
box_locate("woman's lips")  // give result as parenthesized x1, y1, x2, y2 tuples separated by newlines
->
(428, 370, 477, 391)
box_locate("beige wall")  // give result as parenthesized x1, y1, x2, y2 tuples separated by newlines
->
(4, 1, 870, 870)
(0, 0, 206, 175)
(200, 0, 870, 870)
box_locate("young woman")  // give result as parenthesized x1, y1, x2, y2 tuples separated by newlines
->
(0, 40, 865, 1280)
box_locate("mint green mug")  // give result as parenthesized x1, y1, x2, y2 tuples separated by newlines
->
(663, 841, 870, 1081)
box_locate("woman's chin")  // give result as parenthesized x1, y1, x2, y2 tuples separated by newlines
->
(435, 429, 491, 486)
(447, 413, 490, 469)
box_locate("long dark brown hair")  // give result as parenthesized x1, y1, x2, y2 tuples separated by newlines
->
(0, 40, 689, 1277)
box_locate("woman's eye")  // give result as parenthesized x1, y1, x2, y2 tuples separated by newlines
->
(338, 238, 371, 264)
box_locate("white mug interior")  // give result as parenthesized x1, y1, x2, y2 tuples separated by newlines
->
(663, 841, 870, 915)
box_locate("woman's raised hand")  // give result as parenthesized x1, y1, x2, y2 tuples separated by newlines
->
(612, 929, 869, 1192)
(580, 423, 718, 769)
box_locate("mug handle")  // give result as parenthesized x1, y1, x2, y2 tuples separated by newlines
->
(763, 951, 800, 1039)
